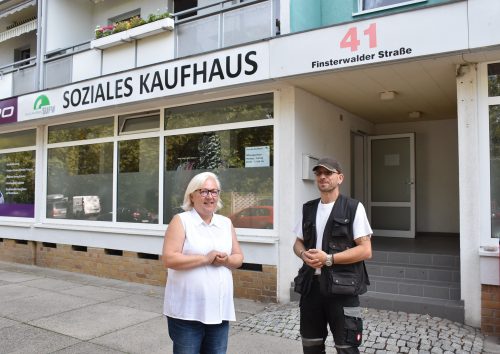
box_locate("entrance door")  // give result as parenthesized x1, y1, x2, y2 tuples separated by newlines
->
(368, 133, 415, 238)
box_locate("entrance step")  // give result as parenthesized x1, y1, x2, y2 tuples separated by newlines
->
(367, 275, 460, 300)
(359, 291, 464, 323)
(371, 250, 460, 269)
(290, 247, 464, 322)
(366, 262, 460, 283)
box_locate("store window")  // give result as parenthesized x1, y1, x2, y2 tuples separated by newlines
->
(117, 138, 159, 223)
(489, 64, 500, 238)
(47, 118, 114, 221)
(0, 129, 36, 218)
(164, 94, 274, 229)
(361, 0, 425, 11)
(165, 93, 273, 130)
(488, 63, 500, 97)
(48, 117, 113, 143)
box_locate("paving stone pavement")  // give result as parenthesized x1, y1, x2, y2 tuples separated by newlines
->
(0, 260, 498, 354)
(233, 301, 497, 354)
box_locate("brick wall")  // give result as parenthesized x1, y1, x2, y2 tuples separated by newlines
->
(0, 238, 278, 302)
(36, 243, 166, 286)
(482, 284, 500, 336)
(0, 238, 36, 265)
(233, 265, 277, 302)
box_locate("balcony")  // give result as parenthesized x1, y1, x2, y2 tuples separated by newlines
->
(0, 0, 280, 96)
(0, 57, 37, 99)
(175, 0, 278, 57)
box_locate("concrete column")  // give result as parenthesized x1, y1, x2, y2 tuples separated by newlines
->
(277, 86, 298, 302)
(456, 63, 481, 327)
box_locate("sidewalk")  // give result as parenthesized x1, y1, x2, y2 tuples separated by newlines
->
(0, 261, 497, 354)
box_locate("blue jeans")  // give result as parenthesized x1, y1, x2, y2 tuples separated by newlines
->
(167, 316, 229, 354)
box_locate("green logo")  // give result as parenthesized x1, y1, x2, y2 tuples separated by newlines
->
(33, 95, 50, 110)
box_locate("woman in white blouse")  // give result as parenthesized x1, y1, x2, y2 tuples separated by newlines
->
(162, 172, 243, 354)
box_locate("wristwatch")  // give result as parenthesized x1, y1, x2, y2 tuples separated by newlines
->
(325, 254, 333, 267)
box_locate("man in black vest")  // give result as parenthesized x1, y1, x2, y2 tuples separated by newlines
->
(293, 157, 372, 354)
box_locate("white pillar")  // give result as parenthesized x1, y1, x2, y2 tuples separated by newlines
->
(456, 63, 481, 327)
(277, 86, 298, 302)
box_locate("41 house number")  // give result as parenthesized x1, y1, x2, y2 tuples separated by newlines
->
(340, 23, 377, 52)
(339, 23, 412, 59)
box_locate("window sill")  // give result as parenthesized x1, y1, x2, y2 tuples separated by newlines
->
(237, 235, 279, 244)
(480, 246, 500, 285)
(33, 222, 165, 237)
(90, 18, 174, 50)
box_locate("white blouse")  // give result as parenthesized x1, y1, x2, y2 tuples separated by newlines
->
(163, 209, 235, 324)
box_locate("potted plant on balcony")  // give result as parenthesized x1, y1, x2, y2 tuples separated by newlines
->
(91, 11, 174, 50)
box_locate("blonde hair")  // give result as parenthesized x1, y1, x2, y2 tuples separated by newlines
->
(181, 172, 223, 211)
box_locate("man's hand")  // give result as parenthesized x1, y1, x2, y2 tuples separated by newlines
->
(302, 248, 327, 269)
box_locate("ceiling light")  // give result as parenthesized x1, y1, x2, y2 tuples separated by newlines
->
(408, 111, 421, 119)
(380, 91, 396, 100)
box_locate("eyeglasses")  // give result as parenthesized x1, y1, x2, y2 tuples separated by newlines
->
(196, 189, 221, 197)
(314, 170, 339, 177)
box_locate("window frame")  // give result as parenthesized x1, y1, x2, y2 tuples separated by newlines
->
(162, 92, 276, 236)
(44, 114, 162, 230)
(108, 8, 141, 24)
(354, 0, 427, 16)
(479, 62, 500, 247)
(39, 91, 276, 236)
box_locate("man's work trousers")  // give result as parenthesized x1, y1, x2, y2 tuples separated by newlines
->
(299, 276, 363, 354)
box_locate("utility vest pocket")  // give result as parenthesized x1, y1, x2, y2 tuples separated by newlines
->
(323, 270, 360, 296)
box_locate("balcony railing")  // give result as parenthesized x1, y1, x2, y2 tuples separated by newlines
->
(0, 57, 37, 98)
(0, 0, 279, 95)
(43, 42, 91, 89)
(174, 0, 278, 58)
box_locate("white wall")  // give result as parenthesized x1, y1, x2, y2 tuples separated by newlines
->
(0, 73, 13, 99)
(375, 119, 459, 233)
(275, 87, 373, 301)
(468, 0, 500, 50)
(0, 32, 37, 66)
(293, 88, 373, 210)
(46, 0, 93, 52)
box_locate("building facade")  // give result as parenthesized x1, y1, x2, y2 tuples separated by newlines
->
(0, 0, 499, 336)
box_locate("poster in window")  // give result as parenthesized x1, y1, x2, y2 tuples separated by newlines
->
(0, 151, 35, 217)
(245, 146, 270, 167)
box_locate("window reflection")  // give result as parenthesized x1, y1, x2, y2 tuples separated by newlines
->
(363, 0, 418, 10)
(0, 129, 36, 150)
(48, 117, 113, 143)
(164, 126, 273, 228)
(488, 63, 500, 97)
(47, 143, 113, 220)
(165, 93, 273, 130)
(117, 138, 159, 223)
